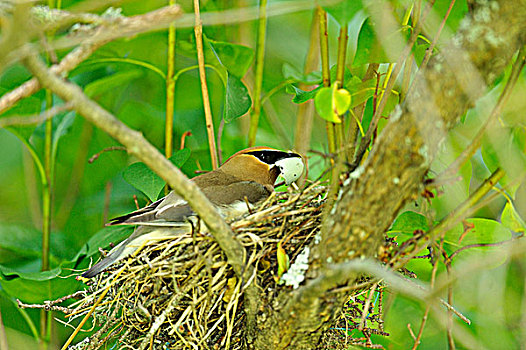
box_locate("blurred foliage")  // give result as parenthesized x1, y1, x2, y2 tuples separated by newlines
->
(0, 0, 525, 349)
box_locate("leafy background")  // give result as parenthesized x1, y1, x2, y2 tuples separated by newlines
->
(1, 0, 525, 349)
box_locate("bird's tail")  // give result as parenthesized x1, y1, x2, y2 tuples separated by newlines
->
(81, 240, 130, 278)
(80, 225, 190, 278)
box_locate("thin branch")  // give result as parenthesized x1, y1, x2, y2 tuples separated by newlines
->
(334, 24, 348, 151)
(31, 6, 118, 32)
(88, 146, 127, 164)
(358, 282, 379, 331)
(21, 48, 248, 278)
(419, 0, 456, 70)
(411, 257, 438, 350)
(317, 7, 336, 156)
(291, 259, 428, 312)
(0, 104, 71, 128)
(193, 0, 218, 169)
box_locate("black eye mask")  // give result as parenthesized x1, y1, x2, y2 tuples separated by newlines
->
(247, 150, 302, 165)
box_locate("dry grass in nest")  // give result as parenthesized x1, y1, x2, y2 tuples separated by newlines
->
(66, 181, 329, 349)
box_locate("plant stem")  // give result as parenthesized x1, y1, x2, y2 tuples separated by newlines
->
(39, 77, 53, 350)
(445, 261, 456, 350)
(317, 7, 336, 156)
(334, 24, 348, 152)
(42, 97, 52, 271)
(335, 25, 348, 88)
(165, 0, 176, 161)
(248, 0, 268, 147)
(318, 7, 330, 88)
(193, 0, 219, 169)
(165, 0, 177, 193)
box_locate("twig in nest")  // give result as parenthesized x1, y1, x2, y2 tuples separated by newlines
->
(16, 290, 85, 314)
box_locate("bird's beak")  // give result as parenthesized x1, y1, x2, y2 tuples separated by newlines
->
(274, 154, 304, 185)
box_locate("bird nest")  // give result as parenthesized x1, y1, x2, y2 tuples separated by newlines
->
(58, 181, 389, 349)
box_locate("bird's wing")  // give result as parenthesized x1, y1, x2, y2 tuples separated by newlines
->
(108, 191, 194, 226)
(108, 180, 271, 226)
(200, 181, 272, 220)
(202, 181, 272, 206)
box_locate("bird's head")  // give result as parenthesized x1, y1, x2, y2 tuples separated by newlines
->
(220, 147, 305, 186)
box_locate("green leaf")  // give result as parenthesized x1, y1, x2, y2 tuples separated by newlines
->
(276, 242, 290, 279)
(444, 218, 512, 269)
(353, 18, 390, 66)
(207, 40, 254, 79)
(446, 218, 512, 247)
(122, 149, 191, 202)
(84, 70, 143, 98)
(501, 202, 526, 233)
(0, 224, 42, 263)
(169, 148, 191, 169)
(0, 265, 62, 281)
(223, 73, 252, 122)
(287, 84, 321, 104)
(334, 87, 351, 115)
(314, 85, 351, 122)
(323, 0, 364, 26)
(388, 211, 429, 236)
(0, 264, 83, 304)
(346, 77, 375, 108)
(282, 63, 321, 84)
(315, 87, 341, 123)
(122, 162, 165, 202)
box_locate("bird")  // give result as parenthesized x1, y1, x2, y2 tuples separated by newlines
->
(80, 146, 305, 278)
